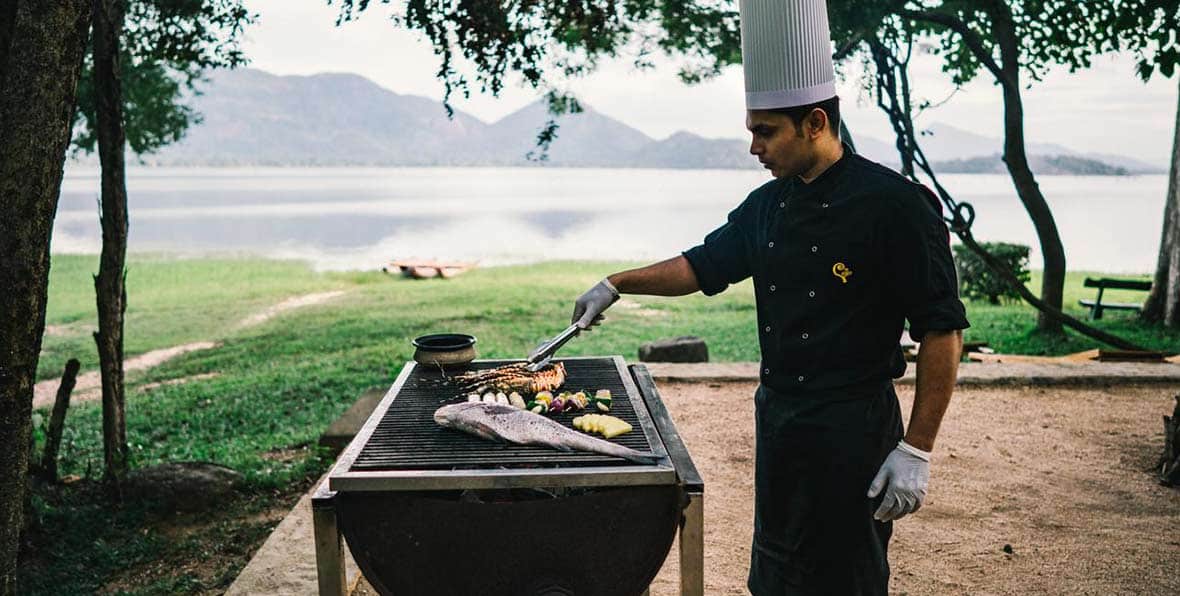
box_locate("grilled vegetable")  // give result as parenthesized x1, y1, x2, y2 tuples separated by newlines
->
(573, 414, 632, 439)
(534, 391, 554, 405)
(495, 392, 510, 405)
(482, 392, 497, 404)
(593, 389, 612, 412)
(602, 419, 632, 439)
(528, 401, 549, 414)
(568, 391, 589, 410)
(508, 392, 527, 409)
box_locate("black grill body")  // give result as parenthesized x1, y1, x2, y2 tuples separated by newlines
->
(338, 485, 681, 596)
(318, 357, 702, 596)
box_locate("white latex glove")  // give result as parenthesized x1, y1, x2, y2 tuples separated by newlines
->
(571, 278, 620, 329)
(867, 440, 930, 522)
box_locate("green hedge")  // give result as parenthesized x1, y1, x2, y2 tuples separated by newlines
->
(952, 242, 1031, 305)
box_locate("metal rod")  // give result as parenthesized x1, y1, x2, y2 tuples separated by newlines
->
(680, 492, 704, 596)
(331, 464, 676, 492)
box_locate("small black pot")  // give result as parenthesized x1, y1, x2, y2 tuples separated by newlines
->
(411, 333, 477, 367)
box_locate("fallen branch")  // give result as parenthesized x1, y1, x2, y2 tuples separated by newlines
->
(40, 358, 80, 483)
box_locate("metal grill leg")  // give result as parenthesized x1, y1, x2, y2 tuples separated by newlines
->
(313, 499, 346, 596)
(680, 491, 704, 596)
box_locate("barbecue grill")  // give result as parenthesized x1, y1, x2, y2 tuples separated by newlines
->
(312, 356, 704, 596)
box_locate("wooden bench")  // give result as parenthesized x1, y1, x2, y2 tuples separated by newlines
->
(1078, 277, 1152, 320)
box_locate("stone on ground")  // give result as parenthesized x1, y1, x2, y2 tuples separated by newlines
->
(639, 336, 709, 363)
(125, 461, 242, 512)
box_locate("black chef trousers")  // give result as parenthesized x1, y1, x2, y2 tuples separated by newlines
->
(748, 381, 904, 596)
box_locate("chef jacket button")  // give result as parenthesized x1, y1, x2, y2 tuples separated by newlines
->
(765, 326, 771, 332)
(822, 202, 829, 208)
(765, 368, 771, 375)
(797, 375, 805, 382)
(802, 332, 809, 340)
(780, 201, 786, 208)
(768, 241, 775, 248)
(770, 285, 777, 292)
(808, 290, 816, 298)
(811, 245, 818, 253)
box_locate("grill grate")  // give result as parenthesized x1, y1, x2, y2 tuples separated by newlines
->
(350, 357, 658, 471)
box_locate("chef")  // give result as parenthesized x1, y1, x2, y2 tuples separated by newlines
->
(568, 1, 969, 593)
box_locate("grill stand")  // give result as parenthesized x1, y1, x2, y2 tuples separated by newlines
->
(312, 363, 704, 596)
(312, 481, 346, 595)
(633, 363, 705, 596)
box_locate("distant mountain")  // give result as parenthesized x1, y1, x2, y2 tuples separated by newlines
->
(852, 122, 1165, 174)
(929, 153, 1130, 175)
(481, 100, 654, 166)
(849, 122, 1164, 175)
(139, 68, 1162, 175)
(149, 69, 490, 165)
(917, 122, 1077, 161)
(1078, 152, 1165, 174)
(631, 132, 754, 169)
(145, 69, 758, 170)
(848, 134, 902, 166)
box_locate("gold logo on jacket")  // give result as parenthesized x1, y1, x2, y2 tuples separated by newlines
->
(832, 262, 852, 284)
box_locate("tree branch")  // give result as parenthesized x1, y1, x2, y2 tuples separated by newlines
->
(897, 8, 1012, 91)
(833, 30, 866, 61)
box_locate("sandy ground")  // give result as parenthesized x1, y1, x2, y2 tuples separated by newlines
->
(645, 382, 1180, 596)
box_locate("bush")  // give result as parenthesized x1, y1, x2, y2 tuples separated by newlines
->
(953, 242, 1031, 304)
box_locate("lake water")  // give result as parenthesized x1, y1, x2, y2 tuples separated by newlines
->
(55, 167, 1168, 273)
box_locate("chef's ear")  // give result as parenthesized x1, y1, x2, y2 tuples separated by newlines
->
(805, 96, 841, 140)
(803, 108, 830, 139)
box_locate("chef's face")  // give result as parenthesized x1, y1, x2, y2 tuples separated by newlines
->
(746, 109, 820, 179)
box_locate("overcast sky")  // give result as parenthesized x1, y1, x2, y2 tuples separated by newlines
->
(241, 0, 1177, 166)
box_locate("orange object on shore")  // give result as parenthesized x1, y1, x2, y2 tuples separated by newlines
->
(383, 260, 476, 279)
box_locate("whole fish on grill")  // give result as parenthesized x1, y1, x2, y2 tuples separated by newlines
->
(433, 402, 660, 465)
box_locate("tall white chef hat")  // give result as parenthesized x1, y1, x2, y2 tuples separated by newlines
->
(739, 0, 837, 110)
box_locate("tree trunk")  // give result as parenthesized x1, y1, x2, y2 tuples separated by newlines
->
(0, 2, 92, 593)
(1142, 76, 1180, 328)
(91, 0, 130, 488)
(990, 4, 1067, 334)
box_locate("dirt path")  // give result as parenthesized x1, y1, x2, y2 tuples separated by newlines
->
(647, 383, 1180, 595)
(236, 290, 346, 328)
(33, 342, 219, 409)
(34, 290, 348, 409)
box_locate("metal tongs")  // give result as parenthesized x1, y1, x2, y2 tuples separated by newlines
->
(525, 323, 582, 371)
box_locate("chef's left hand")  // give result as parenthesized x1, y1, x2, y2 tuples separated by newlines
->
(867, 440, 930, 522)
(571, 278, 620, 330)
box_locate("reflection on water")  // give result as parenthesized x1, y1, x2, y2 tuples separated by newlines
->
(55, 166, 1167, 273)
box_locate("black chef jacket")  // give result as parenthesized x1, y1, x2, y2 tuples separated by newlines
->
(683, 146, 969, 395)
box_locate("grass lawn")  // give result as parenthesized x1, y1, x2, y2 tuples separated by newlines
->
(20, 254, 1177, 594)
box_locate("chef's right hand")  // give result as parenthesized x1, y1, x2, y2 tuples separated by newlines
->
(572, 278, 620, 330)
